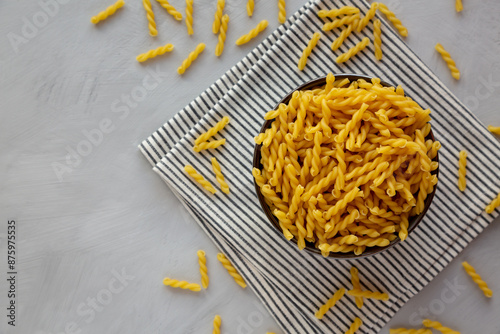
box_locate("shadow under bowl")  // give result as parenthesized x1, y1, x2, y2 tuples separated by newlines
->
(252, 74, 439, 259)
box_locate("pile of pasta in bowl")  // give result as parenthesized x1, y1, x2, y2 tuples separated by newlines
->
(252, 73, 440, 258)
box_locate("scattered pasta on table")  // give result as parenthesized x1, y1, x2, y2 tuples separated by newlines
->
(435, 43, 460, 80)
(155, 0, 182, 20)
(185, 0, 194, 35)
(457, 150, 467, 192)
(197, 250, 209, 289)
(136, 43, 174, 62)
(462, 261, 493, 297)
(297, 32, 321, 71)
(422, 319, 460, 334)
(212, 0, 225, 34)
(315, 287, 345, 319)
(90, 0, 125, 24)
(162, 277, 201, 291)
(236, 20, 269, 45)
(217, 253, 247, 288)
(184, 165, 216, 194)
(215, 14, 230, 57)
(142, 0, 158, 36)
(178, 43, 206, 75)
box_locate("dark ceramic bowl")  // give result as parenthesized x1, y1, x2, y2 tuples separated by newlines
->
(252, 74, 439, 259)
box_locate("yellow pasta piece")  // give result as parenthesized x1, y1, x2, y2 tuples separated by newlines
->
(185, 0, 194, 35)
(211, 157, 230, 194)
(178, 42, 205, 75)
(136, 43, 174, 62)
(91, 0, 125, 24)
(357, 2, 378, 32)
(390, 329, 432, 334)
(336, 37, 370, 63)
(318, 6, 360, 18)
(422, 320, 460, 334)
(193, 139, 226, 152)
(184, 165, 216, 194)
(488, 125, 500, 135)
(457, 150, 467, 192)
(373, 19, 382, 60)
(435, 43, 460, 80)
(456, 0, 463, 12)
(462, 261, 493, 297)
(330, 21, 357, 51)
(297, 32, 321, 71)
(212, 0, 225, 34)
(315, 287, 345, 319)
(142, 0, 158, 36)
(486, 191, 500, 214)
(347, 289, 389, 301)
(246, 0, 254, 17)
(350, 267, 364, 308)
(236, 20, 268, 45)
(322, 14, 359, 31)
(217, 253, 246, 288)
(197, 250, 209, 289)
(345, 317, 363, 334)
(155, 0, 182, 20)
(195, 116, 230, 145)
(212, 315, 221, 334)
(278, 0, 286, 24)
(378, 3, 408, 37)
(215, 14, 229, 57)
(162, 277, 201, 291)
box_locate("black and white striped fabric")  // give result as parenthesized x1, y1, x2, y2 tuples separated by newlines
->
(140, 1, 500, 333)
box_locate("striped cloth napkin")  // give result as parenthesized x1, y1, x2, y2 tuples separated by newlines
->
(139, 0, 500, 333)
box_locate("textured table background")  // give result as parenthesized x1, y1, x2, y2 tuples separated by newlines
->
(1, 0, 499, 333)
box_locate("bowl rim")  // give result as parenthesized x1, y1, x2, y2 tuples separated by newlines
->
(252, 73, 439, 259)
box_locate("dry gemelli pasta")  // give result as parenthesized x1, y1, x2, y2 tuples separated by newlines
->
(373, 19, 382, 60)
(195, 116, 230, 145)
(486, 191, 500, 214)
(155, 0, 182, 20)
(350, 267, 364, 308)
(253, 74, 440, 256)
(330, 21, 358, 51)
(456, 0, 463, 12)
(345, 317, 363, 334)
(236, 20, 268, 45)
(184, 165, 216, 194)
(136, 43, 174, 62)
(212, 0, 225, 34)
(211, 157, 230, 194)
(215, 14, 229, 57)
(347, 289, 389, 300)
(162, 277, 201, 291)
(462, 261, 493, 297)
(378, 3, 408, 37)
(322, 14, 359, 31)
(143, 0, 158, 36)
(246, 0, 254, 17)
(422, 320, 460, 334)
(336, 37, 370, 63)
(357, 2, 378, 32)
(298, 32, 321, 71)
(390, 329, 432, 334)
(185, 0, 194, 35)
(488, 125, 500, 135)
(315, 287, 345, 319)
(91, 0, 125, 24)
(197, 250, 209, 289)
(178, 43, 206, 74)
(278, 0, 286, 24)
(457, 150, 467, 192)
(318, 6, 360, 18)
(435, 43, 460, 80)
(193, 139, 226, 152)
(217, 253, 247, 288)
(212, 315, 221, 334)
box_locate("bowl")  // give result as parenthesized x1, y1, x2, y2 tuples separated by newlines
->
(252, 74, 439, 259)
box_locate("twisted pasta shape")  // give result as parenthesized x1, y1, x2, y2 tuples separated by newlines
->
(278, 0, 286, 24)
(155, 0, 182, 20)
(457, 150, 467, 192)
(336, 37, 370, 63)
(273, 210, 296, 240)
(178, 43, 206, 74)
(378, 3, 408, 37)
(246, 0, 254, 17)
(212, 0, 225, 34)
(185, 0, 194, 35)
(336, 235, 358, 245)
(352, 237, 390, 247)
(193, 139, 225, 152)
(91, 0, 125, 24)
(390, 329, 432, 334)
(315, 288, 345, 319)
(136, 43, 174, 62)
(287, 185, 304, 219)
(318, 243, 357, 254)
(330, 21, 357, 51)
(143, 0, 158, 36)
(350, 267, 364, 308)
(324, 187, 361, 219)
(184, 165, 216, 194)
(322, 14, 359, 31)
(357, 2, 378, 32)
(462, 261, 493, 297)
(455, 0, 463, 12)
(195, 116, 230, 145)
(217, 253, 247, 288)
(298, 32, 321, 71)
(348, 225, 380, 238)
(334, 143, 346, 193)
(422, 320, 460, 334)
(336, 103, 368, 143)
(488, 125, 500, 135)
(399, 212, 409, 241)
(318, 6, 359, 18)
(486, 191, 500, 214)
(163, 277, 201, 291)
(310, 131, 323, 176)
(348, 289, 389, 301)
(211, 157, 230, 194)
(435, 43, 460, 80)
(236, 20, 268, 45)
(213, 315, 221, 334)
(215, 14, 229, 57)
(345, 317, 363, 334)
(197, 250, 209, 289)
(301, 167, 338, 201)
(373, 19, 382, 60)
